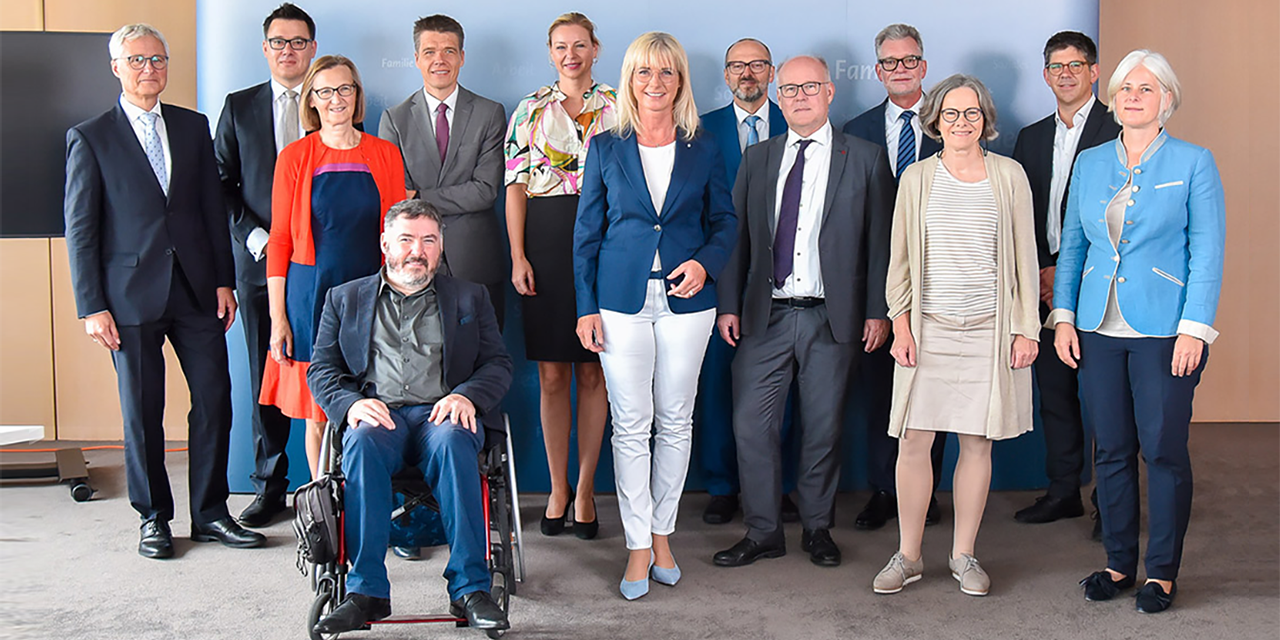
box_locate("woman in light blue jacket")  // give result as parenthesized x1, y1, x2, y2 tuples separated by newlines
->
(1050, 50, 1225, 614)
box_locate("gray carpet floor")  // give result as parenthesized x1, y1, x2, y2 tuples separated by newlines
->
(2, 423, 1276, 640)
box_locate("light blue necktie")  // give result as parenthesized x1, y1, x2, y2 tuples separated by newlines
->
(744, 114, 761, 148)
(139, 111, 168, 195)
(896, 110, 916, 179)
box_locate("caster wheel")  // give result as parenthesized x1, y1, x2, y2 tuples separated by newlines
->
(70, 481, 94, 502)
(486, 629, 506, 639)
(308, 581, 339, 640)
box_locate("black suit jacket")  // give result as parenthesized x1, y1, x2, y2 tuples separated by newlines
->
(306, 273, 513, 427)
(213, 81, 275, 287)
(64, 102, 234, 325)
(717, 128, 895, 343)
(1012, 98, 1121, 268)
(842, 98, 943, 166)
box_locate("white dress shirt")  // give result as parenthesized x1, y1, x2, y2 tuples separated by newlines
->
(638, 141, 676, 271)
(884, 96, 925, 176)
(733, 102, 770, 152)
(1047, 97, 1095, 255)
(773, 121, 832, 299)
(118, 95, 171, 191)
(270, 78, 305, 153)
(423, 85, 459, 135)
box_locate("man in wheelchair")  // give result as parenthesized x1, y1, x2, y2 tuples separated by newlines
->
(306, 199, 513, 634)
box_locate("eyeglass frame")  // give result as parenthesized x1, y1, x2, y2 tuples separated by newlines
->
(877, 55, 923, 72)
(311, 83, 357, 99)
(777, 81, 829, 98)
(1045, 60, 1090, 76)
(725, 59, 771, 75)
(267, 37, 314, 51)
(116, 55, 169, 71)
(939, 107, 984, 124)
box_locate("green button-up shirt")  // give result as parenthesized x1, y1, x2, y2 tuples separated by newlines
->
(366, 271, 450, 408)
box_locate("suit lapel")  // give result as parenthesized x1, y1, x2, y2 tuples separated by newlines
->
(111, 105, 166, 200)
(876, 100, 890, 149)
(250, 82, 278, 171)
(820, 133, 848, 228)
(763, 135, 784, 233)
(353, 277, 379, 375)
(408, 91, 443, 187)
(444, 88, 475, 181)
(618, 135, 658, 219)
(1076, 98, 1110, 157)
(436, 276, 457, 382)
(767, 101, 787, 140)
(660, 140, 694, 220)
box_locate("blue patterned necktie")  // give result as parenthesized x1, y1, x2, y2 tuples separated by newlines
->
(139, 111, 168, 195)
(773, 139, 813, 285)
(744, 114, 761, 148)
(896, 110, 916, 178)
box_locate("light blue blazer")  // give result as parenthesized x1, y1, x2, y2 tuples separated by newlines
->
(1052, 131, 1225, 338)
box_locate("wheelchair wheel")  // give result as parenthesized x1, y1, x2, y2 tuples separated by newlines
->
(308, 580, 340, 640)
(486, 570, 510, 639)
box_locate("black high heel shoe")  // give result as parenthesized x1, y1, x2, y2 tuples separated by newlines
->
(541, 489, 573, 536)
(574, 494, 599, 540)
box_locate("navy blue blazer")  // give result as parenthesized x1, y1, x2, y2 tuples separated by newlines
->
(306, 273, 513, 426)
(699, 101, 787, 183)
(573, 129, 737, 316)
(841, 98, 942, 169)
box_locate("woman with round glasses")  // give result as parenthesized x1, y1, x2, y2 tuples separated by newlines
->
(873, 74, 1039, 597)
(260, 55, 406, 478)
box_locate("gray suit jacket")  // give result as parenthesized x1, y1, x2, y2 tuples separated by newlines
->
(378, 86, 506, 285)
(717, 127, 895, 344)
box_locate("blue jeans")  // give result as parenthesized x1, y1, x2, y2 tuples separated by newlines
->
(342, 404, 489, 601)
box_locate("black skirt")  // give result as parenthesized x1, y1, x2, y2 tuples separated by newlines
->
(521, 194, 597, 363)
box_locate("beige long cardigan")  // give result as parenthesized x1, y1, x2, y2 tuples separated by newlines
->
(885, 152, 1040, 441)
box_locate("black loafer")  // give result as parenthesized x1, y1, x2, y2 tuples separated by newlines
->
(392, 546, 422, 560)
(713, 536, 785, 567)
(314, 593, 391, 634)
(1135, 581, 1176, 613)
(237, 494, 287, 528)
(780, 494, 801, 524)
(1015, 494, 1085, 524)
(855, 490, 897, 530)
(925, 497, 941, 526)
(450, 590, 510, 630)
(191, 517, 267, 548)
(702, 494, 739, 525)
(138, 519, 174, 559)
(1079, 570, 1136, 601)
(801, 528, 841, 567)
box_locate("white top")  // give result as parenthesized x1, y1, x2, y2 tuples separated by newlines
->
(773, 121, 832, 299)
(1095, 175, 1144, 337)
(639, 141, 676, 271)
(271, 78, 305, 153)
(118, 95, 171, 192)
(884, 96, 926, 175)
(1047, 97, 1095, 255)
(422, 85, 459, 134)
(921, 161, 999, 316)
(733, 102, 770, 152)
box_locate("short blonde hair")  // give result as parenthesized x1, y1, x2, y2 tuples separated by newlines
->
(920, 74, 1000, 142)
(299, 55, 365, 133)
(615, 32, 699, 141)
(1107, 49, 1181, 125)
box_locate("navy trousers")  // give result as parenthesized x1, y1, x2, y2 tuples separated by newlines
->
(1077, 332, 1205, 581)
(342, 405, 489, 601)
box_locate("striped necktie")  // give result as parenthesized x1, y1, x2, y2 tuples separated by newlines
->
(896, 110, 916, 178)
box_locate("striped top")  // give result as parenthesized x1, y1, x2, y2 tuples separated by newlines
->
(921, 161, 999, 315)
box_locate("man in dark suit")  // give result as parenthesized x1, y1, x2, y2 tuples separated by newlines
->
(713, 56, 894, 568)
(841, 23, 945, 531)
(696, 37, 798, 527)
(64, 23, 265, 559)
(1011, 31, 1120, 533)
(379, 14, 507, 327)
(308, 199, 511, 634)
(213, 2, 318, 528)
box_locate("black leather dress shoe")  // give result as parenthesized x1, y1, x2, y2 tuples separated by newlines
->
(191, 517, 267, 548)
(138, 520, 174, 559)
(313, 593, 391, 634)
(1015, 494, 1085, 524)
(702, 494, 739, 525)
(925, 497, 941, 526)
(450, 591, 510, 630)
(1135, 580, 1176, 613)
(1079, 570, 1136, 601)
(237, 494, 287, 528)
(392, 546, 422, 560)
(801, 529, 841, 567)
(713, 536, 785, 567)
(780, 494, 801, 524)
(855, 490, 897, 530)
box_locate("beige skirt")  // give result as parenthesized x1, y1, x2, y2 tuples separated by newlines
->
(905, 313, 996, 436)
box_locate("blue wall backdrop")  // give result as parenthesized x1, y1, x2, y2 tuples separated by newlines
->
(198, 0, 1097, 495)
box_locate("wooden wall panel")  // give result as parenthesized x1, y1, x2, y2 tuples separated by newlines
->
(0, 0, 44, 30)
(0, 239, 56, 438)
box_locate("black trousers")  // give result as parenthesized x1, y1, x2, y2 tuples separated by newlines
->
(1036, 303, 1087, 499)
(236, 278, 293, 501)
(111, 264, 232, 525)
(860, 341, 946, 494)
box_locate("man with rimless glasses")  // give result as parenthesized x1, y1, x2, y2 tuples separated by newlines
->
(842, 23, 946, 534)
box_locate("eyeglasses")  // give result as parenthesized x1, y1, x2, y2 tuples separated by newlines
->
(267, 37, 313, 51)
(777, 82, 828, 98)
(940, 108, 984, 123)
(1045, 60, 1089, 76)
(634, 67, 679, 83)
(877, 55, 922, 71)
(117, 55, 168, 70)
(725, 59, 771, 75)
(311, 84, 356, 99)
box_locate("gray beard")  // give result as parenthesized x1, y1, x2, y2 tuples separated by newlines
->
(733, 85, 765, 103)
(387, 260, 435, 291)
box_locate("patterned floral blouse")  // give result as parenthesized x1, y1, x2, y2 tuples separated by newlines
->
(503, 82, 618, 197)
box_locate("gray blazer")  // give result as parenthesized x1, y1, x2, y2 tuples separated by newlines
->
(378, 86, 506, 285)
(717, 127, 895, 344)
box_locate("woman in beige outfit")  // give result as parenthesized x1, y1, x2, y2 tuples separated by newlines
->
(873, 75, 1040, 597)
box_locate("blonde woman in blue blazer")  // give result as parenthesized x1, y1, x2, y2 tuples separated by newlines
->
(1050, 50, 1225, 614)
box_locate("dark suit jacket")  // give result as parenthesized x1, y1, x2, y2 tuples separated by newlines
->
(841, 98, 943, 167)
(64, 102, 234, 325)
(1012, 97, 1121, 268)
(306, 273, 513, 426)
(573, 130, 737, 317)
(717, 127, 895, 343)
(213, 81, 276, 287)
(378, 87, 507, 285)
(699, 101, 787, 183)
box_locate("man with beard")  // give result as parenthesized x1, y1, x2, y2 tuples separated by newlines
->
(697, 38, 798, 526)
(307, 199, 512, 634)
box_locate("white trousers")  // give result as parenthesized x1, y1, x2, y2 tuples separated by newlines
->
(599, 279, 715, 550)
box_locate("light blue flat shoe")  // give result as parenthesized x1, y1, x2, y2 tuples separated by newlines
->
(620, 576, 650, 600)
(651, 561, 681, 587)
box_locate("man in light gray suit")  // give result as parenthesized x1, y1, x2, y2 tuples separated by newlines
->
(379, 14, 506, 327)
(712, 56, 894, 569)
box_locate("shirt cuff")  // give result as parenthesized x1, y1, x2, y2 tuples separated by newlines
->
(247, 227, 269, 262)
(1177, 319, 1219, 345)
(1045, 308, 1076, 330)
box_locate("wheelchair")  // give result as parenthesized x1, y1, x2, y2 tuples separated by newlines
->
(304, 414, 525, 640)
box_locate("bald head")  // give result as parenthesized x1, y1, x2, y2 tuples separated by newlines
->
(777, 55, 831, 85)
(776, 55, 834, 137)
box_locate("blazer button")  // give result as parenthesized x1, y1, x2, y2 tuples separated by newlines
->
(1134, 167, 1142, 174)
(165, 248, 174, 256)
(1131, 185, 1140, 193)
(1113, 255, 1120, 262)
(653, 224, 661, 232)
(1125, 220, 1134, 225)
(1117, 276, 1126, 283)
(1127, 199, 1136, 206)
(1121, 239, 1130, 244)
